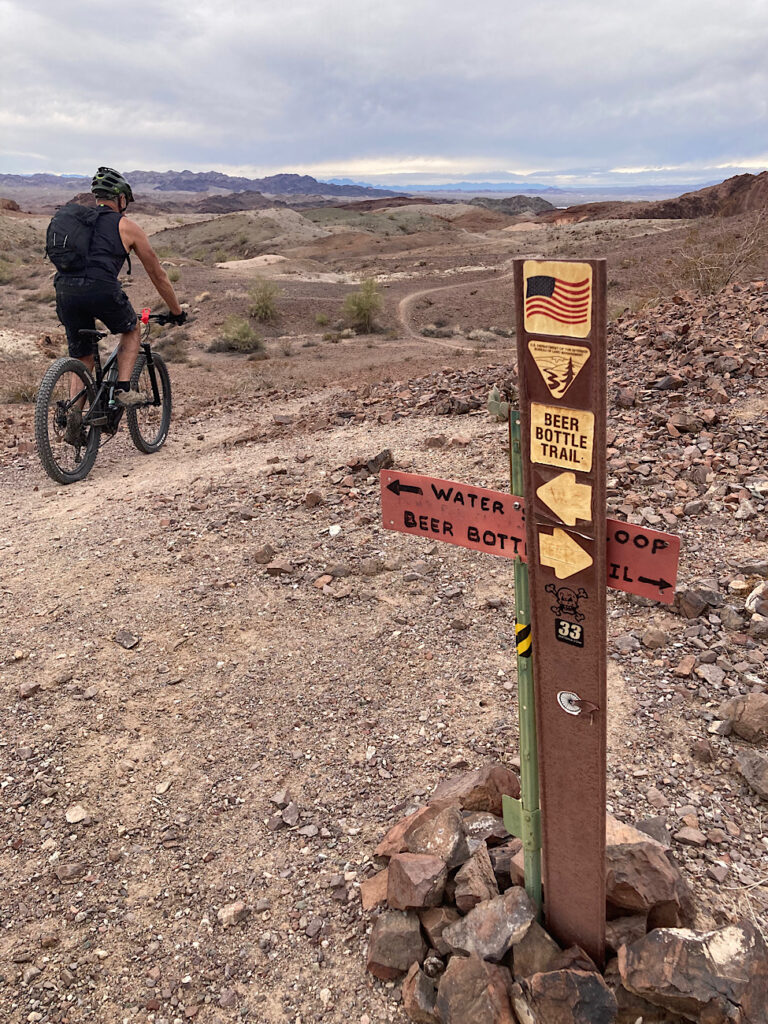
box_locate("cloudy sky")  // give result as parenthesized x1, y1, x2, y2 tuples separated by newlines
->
(1, 0, 766, 186)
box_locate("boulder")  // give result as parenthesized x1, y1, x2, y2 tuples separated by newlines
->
(605, 814, 692, 926)
(404, 802, 470, 869)
(453, 843, 499, 913)
(443, 886, 535, 962)
(402, 963, 439, 1024)
(366, 910, 426, 980)
(387, 853, 447, 910)
(745, 581, 768, 615)
(618, 921, 768, 1023)
(432, 762, 520, 816)
(435, 955, 516, 1024)
(717, 693, 768, 743)
(511, 969, 618, 1024)
(604, 958, 688, 1024)
(736, 750, 768, 800)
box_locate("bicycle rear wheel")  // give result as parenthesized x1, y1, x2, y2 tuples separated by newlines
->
(34, 358, 101, 484)
(126, 352, 172, 453)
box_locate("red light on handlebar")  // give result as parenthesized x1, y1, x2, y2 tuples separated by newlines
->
(141, 308, 150, 324)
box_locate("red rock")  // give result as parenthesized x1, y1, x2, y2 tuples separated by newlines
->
(673, 654, 697, 677)
(375, 804, 442, 858)
(605, 815, 692, 927)
(435, 955, 516, 1024)
(432, 761, 521, 816)
(619, 921, 768, 1024)
(402, 963, 439, 1023)
(717, 693, 768, 742)
(367, 910, 426, 980)
(511, 919, 562, 978)
(736, 750, 768, 799)
(387, 853, 447, 910)
(360, 868, 388, 911)
(511, 968, 618, 1024)
(404, 803, 469, 869)
(673, 827, 707, 847)
(453, 843, 499, 913)
(443, 886, 535, 962)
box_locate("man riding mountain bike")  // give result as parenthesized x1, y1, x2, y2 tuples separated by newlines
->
(52, 166, 186, 444)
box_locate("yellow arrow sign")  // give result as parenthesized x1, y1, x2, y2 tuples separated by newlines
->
(536, 472, 592, 526)
(539, 528, 593, 579)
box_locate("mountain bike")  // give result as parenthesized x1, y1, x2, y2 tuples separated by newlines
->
(34, 309, 174, 484)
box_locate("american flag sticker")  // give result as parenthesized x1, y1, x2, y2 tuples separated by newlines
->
(523, 260, 593, 339)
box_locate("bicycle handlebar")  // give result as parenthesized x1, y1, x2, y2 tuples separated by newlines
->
(140, 308, 187, 326)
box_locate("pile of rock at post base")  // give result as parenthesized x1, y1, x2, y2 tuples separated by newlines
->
(363, 761, 768, 1024)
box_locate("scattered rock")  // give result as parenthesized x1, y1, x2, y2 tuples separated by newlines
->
(19, 681, 41, 699)
(54, 862, 87, 884)
(605, 814, 691, 926)
(718, 693, 768, 742)
(361, 869, 389, 911)
(253, 543, 276, 564)
(114, 629, 139, 649)
(420, 906, 462, 956)
(217, 901, 248, 927)
(736, 750, 768, 799)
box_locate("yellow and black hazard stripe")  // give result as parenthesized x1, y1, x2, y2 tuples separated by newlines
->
(515, 622, 532, 658)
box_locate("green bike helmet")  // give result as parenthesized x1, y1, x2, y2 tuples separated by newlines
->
(91, 166, 134, 203)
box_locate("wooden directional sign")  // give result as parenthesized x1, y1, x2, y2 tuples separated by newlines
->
(381, 471, 679, 603)
(515, 257, 607, 963)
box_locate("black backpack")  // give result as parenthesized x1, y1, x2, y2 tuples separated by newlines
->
(45, 203, 108, 274)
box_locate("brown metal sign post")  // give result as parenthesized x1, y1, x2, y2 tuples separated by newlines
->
(514, 258, 608, 963)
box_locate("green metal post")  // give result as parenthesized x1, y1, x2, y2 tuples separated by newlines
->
(509, 410, 542, 914)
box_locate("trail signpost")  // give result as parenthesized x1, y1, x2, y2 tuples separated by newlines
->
(379, 256, 680, 965)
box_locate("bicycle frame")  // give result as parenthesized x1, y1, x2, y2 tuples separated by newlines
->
(64, 328, 162, 436)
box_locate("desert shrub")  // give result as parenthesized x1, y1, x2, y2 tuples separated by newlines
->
(248, 280, 280, 322)
(0, 260, 15, 285)
(669, 211, 768, 294)
(279, 339, 293, 356)
(157, 329, 189, 363)
(0, 356, 41, 402)
(208, 315, 264, 354)
(323, 331, 342, 343)
(314, 312, 329, 327)
(343, 278, 382, 333)
(167, 267, 181, 283)
(214, 249, 229, 263)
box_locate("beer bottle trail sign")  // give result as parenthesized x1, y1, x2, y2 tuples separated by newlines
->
(379, 258, 681, 964)
(380, 472, 679, 604)
(516, 257, 607, 961)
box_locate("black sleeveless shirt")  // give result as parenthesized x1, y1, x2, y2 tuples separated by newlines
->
(87, 208, 129, 283)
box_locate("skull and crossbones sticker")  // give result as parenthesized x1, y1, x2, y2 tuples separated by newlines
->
(545, 584, 588, 621)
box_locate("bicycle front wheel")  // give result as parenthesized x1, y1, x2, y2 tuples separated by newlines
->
(34, 358, 101, 484)
(126, 352, 172, 453)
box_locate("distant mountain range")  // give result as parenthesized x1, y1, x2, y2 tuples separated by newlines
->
(0, 170, 400, 199)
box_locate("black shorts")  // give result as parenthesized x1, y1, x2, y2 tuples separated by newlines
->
(55, 278, 138, 358)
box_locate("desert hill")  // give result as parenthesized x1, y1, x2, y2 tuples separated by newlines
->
(541, 171, 768, 224)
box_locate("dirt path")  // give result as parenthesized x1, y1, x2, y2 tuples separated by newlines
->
(395, 271, 516, 351)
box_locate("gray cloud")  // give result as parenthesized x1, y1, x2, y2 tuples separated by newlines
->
(1, 0, 766, 183)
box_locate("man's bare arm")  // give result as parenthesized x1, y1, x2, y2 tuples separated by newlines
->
(119, 219, 183, 315)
